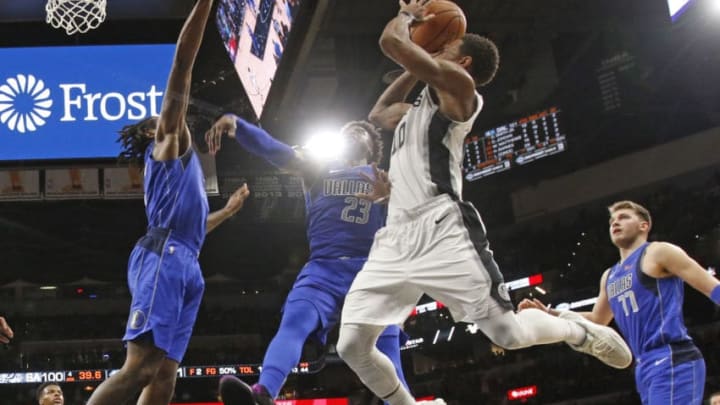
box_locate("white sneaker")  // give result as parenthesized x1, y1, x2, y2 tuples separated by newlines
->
(559, 310, 633, 369)
(417, 399, 446, 405)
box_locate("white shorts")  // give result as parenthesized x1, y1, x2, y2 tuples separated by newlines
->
(342, 195, 513, 326)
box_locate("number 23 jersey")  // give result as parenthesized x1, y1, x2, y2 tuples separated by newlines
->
(304, 164, 386, 260)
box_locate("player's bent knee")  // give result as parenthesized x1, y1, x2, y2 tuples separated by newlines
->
(336, 325, 367, 365)
(336, 332, 355, 363)
(133, 365, 161, 388)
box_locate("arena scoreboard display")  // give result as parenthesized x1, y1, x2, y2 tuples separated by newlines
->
(463, 107, 567, 181)
(0, 361, 319, 384)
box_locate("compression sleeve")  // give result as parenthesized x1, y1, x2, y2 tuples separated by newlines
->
(234, 116, 296, 168)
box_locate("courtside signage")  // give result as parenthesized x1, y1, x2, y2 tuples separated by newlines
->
(0, 44, 174, 161)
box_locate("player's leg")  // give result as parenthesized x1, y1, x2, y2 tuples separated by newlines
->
(644, 358, 705, 405)
(86, 337, 166, 405)
(426, 201, 630, 368)
(415, 252, 589, 351)
(475, 307, 586, 348)
(221, 300, 323, 405)
(338, 267, 423, 405)
(138, 255, 205, 405)
(338, 323, 416, 405)
(375, 325, 411, 405)
(87, 245, 170, 405)
(136, 358, 179, 405)
(375, 325, 409, 391)
(256, 298, 322, 398)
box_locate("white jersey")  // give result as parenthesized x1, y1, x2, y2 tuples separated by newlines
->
(387, 86, 483, 216)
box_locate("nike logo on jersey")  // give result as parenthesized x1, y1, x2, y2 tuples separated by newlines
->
(654, 357, 669, 366)
(435, 214, 449, 225)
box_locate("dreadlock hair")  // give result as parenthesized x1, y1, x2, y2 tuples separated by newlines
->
(460, 33, 500, 87)
(342, 120, 383, 164)
(117, 116, 158, 165)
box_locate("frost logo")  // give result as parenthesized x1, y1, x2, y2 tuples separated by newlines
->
(0, 74, 52, 133)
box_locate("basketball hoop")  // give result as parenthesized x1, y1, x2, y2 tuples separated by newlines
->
(46, 0, 107, 35)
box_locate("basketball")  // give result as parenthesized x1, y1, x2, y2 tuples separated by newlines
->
(410, 0, 467, 53)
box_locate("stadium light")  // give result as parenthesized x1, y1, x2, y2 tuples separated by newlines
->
(303, 127, 346, 162)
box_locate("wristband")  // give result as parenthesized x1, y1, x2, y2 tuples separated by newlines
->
(711, 285, 720, 305)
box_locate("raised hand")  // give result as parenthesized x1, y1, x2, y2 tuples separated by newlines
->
(398, 0, 435, 22)
(224, 183, 251, 216)
(205, 114, 238, 155)
(517, 298, 551, 313)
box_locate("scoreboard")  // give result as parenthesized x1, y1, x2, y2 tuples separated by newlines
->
(0, 361, 320, 385)
(463, 107, 567, 181)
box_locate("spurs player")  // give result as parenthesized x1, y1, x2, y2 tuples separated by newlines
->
(336, 1, 633, 404)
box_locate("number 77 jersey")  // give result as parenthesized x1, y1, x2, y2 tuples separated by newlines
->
(303, 164, 387, 260)
(606, 241, 693, 357)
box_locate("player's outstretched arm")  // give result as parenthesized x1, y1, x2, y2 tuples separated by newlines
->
(653, 242, 720, 304)
(205, 114, 306, 174)
(368, 71, 416, 130)
(582, 269, 615, 325)
(518, 269, 614, 326)
(378, 0, 475, 120)
(206, 184, 250, 234)
(154, 0, 214, 162)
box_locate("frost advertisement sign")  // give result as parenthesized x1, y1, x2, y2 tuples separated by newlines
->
(0, 44, 175, 161)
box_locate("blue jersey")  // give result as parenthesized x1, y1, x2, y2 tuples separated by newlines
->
(143, 144, 209, 250)
(606, 242, 694, 358)
(303, 164, 386, 259)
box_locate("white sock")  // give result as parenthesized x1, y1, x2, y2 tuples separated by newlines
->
(475, 309, 587, 349)
(383, 384, 416, 405)
(565, 318, 587, 346)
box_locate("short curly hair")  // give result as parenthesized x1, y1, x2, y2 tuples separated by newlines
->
(117, 116, 158, 165)
(342, 120, 383, 164)
(36, 382, 62, 401)
(460, 33, 500, 87)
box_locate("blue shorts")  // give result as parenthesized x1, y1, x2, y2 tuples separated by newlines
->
(123, 230, 205, 363)
(635, 350, 705, 405)
(284, 257, 368, 344)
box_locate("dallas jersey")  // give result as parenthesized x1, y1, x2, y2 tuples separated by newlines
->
(303, 164, 386, 260)
(122, 145, 208, 362)
(607, 242, 705, 404)
(606, 242, 698, 359)
(143, 144, 209, 250)
(387, 86, 483, 216)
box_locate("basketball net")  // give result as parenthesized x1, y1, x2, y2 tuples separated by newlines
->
(46, 0, 107, 35)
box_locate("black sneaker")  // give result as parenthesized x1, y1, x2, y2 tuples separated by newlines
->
(218, 376, 255, 405)
(250, 383, 275, 405)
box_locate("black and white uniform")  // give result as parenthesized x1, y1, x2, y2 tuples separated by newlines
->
(342, 86, 513, 326)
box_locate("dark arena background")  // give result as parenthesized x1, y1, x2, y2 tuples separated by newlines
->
(1, 0, 720, 404)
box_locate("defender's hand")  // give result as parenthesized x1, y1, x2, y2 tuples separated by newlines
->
(517, 298, 550, 313)
(0, 316, 13, 344)
(205, 114, 238, 155)
(224, 184, 250, 216)
(356, 163, 391, 204)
